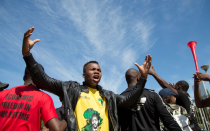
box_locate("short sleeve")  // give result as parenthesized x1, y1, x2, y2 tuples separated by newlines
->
(41, 94, 59, 124)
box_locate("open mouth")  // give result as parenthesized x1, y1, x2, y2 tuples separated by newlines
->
(93, 75, 100, 82)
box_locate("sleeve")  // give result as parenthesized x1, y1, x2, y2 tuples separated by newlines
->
(23, 54, 64, 98)
(155, 93, 182, 131)
(41, 94, 59, 124)
(115, 77, 146, 108)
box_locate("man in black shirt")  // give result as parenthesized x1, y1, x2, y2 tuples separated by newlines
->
(118, 68, 182, 131)
(148, 65, 201, 131)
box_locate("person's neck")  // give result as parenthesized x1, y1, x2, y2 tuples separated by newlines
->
(179, 89, 186, 93)
(83, 82, 97, 89)
(128, 82, 137, 88)
(24, 79, 35, 86)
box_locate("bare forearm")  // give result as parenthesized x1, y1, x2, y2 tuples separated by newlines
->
(151, 73, 169, 88)
(47, 119, 67, 131)
(151, 73, 178, 94)
(57, 120, 67, 131)
(194, 81, 204, 108)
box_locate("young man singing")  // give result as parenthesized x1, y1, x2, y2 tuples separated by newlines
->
(22, 27, 152, 131)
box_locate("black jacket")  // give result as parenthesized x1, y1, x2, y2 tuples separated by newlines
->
(24, 54, 147, 131)
(118, 87, 182, 131)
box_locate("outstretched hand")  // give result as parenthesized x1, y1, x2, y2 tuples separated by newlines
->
(134, 54, 152, 79)
(22, 27, 40, 56)
(148, 65, 155, 75)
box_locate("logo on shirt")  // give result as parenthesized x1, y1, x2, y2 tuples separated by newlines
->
(80, 96, 90, 100)
(98, 98, 104, 106)
(130, 97, 147, 111)
(82, 108, 103, 131)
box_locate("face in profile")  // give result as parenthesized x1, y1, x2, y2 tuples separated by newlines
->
(91, 114, 100, 130)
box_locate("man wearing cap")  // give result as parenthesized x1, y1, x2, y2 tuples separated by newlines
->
(0, 81, 9, 92)
(118, 68, 182, 131)
(149, 65, 201, 131)
(0, 68, 67, 131)
(159, 88, 192, 131)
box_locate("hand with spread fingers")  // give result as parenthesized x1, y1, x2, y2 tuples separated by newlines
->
(22, 27, 40, 56)
(195, 72, 210, 82)
(134, 54, 152, 79)
(148, 65, 156, 75)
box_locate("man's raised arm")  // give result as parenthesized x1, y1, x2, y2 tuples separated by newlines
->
(193, 73, 210, 108)
(116, 54, 151, 108)
(148, 65, 178, 95)
(22, 27, 64, 98)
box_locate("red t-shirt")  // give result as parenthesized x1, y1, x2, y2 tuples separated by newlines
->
(0, 85, 58, 131)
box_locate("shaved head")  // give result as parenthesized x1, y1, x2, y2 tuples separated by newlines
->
(125, 68, 140, 85)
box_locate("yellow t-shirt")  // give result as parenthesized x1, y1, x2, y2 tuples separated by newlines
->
(74, 87, 109, 131)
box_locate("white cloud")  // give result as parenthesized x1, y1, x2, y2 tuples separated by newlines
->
(30, 0, 157, 92)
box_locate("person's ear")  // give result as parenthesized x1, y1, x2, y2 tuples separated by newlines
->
(178, 85, 181, 90)
(23, 76, 25, 81)
(137, 77, 139, 82)
(82, 73, 85, 78)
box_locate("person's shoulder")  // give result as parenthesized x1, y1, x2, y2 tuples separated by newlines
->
(144, 88, 158, 95)
(142, 89, 161, 100)
(101, 88, 114, 94)
(63, 80, 81, 90)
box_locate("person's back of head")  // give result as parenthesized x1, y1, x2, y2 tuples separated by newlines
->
(23, 67, 34, 86)
(125, 68, 140, 87)
(176, 80, 189, 92)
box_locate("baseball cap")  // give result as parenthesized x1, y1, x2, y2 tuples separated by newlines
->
(159, 88, 177, 97)
(0, 81, 9, 90)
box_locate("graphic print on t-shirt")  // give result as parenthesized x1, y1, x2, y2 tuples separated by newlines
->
(74, 87, 109, 131)
(98, 98, 104, 107)
(130, 97, 147, 111)
(82, 108, 103, 131)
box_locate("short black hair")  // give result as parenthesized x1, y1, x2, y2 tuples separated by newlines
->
(176, 80, 189, 92)
(125, 68, 140, 84)
(23, 67, 31, 81)
(83, 61, 99, 73)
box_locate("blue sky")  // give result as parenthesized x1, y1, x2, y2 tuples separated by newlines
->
(0, 0, 210, 108)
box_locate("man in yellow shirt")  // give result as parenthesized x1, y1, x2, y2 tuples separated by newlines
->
(22, 27, 151, 131)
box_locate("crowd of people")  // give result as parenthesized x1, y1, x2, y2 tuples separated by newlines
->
(0, 27, 209, 131)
